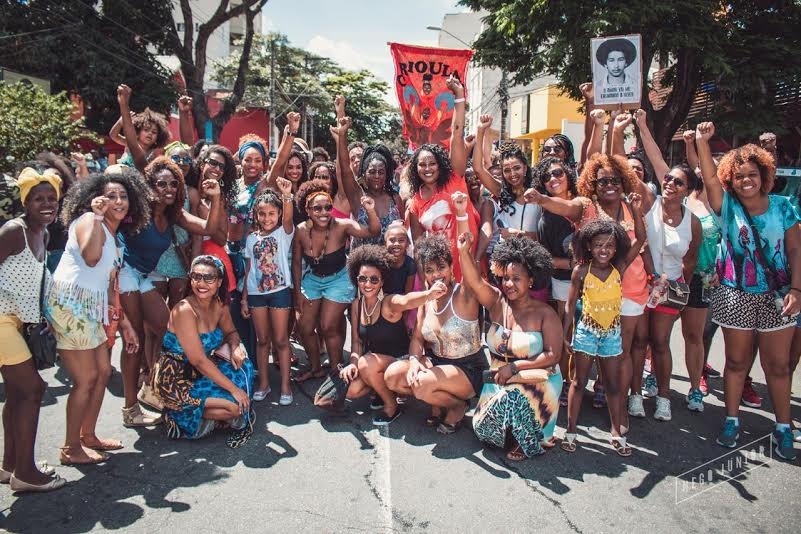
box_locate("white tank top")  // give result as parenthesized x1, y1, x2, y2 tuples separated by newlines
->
(498, 200, 542, 233)
(645, 196, 692, 280)
(0, 219, 48, 323)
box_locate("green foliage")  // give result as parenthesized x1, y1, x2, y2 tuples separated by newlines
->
(0, 83, 98, 173)
(0, 0, 178, 134)
(214, 33, 402, 153)
(460, 0, 801, 147)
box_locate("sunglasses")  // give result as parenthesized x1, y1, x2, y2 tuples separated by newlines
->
(171, 155, 193, 166)
(497, 327, 511, 355)
(663, 174, 686, 188)
(155, 179, 179, 189)
(189, 272, 218, 283)
(595, 176, 622, 188)
(542, 145, 564, 154)
(204, 158, 225, 170)
(357, 275, 381, 285)
(546, 168, 565, 180)
(310, 204, 333, 213)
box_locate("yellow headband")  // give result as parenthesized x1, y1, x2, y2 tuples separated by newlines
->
(18, 167, 62, 205)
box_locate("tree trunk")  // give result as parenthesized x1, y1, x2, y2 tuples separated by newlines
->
(650, 48, 702, 155)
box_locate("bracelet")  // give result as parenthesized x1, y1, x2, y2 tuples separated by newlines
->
(455, 214, 469, 221)
(454, 97, 465, 103)
(282, 194, 294, 202)
(288, 130, 298, 137)
(93, 214, 104, 221)
(790, 287, 801, 294)
(408, 355, 419, 362)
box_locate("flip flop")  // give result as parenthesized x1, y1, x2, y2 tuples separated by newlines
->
(506, 444, 527, 461)
(80, 436, 124, 451)
(425, 408, 444, 427)
(292, 368, 326, 383)
(436, 420, 462, 434)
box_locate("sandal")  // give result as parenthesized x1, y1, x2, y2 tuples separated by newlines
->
(592, 387, 607, 409)
(506, 444, 526, 461)
(292, 368, 325, 383)
(611, 436, 632, 457)
(425, 408, 444, 427)
(59, 447, 109, 466)
(80, 435, 123, 451)
(561, 433, 578, 453)
(436, 420, 462, 434)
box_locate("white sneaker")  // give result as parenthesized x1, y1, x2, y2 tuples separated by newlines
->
(793, 429, 801, 443)
(279, 393, 293, 406)
(628, 394, 646, 418)
(686, 388, 704, 413)
(654, 396, 672, 421)
(253, 388, 271, 402)
(642, 374, 658, 398)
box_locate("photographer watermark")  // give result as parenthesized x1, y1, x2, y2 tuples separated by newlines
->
(674, 434, 773, 504)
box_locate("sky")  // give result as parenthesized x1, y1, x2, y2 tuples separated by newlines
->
(259, 0, 467, 105)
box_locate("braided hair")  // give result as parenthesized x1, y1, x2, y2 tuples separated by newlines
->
(497, 142, 534, 215)
(359, 144, 397, 195)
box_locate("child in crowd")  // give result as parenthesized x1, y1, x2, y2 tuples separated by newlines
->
(111, 85, 170, 171)
(382, 221, 416, 295)
(241, 177, 296, 405)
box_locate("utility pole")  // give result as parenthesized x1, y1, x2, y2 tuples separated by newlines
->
(499, 70, 509, 141)
(269, 37, 277, 153)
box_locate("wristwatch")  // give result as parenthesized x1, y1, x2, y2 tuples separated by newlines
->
(508, 362, 519, 375)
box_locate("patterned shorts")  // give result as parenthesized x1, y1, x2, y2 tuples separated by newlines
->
(711, 285, 798, 332)
(45, 299, 107, 351)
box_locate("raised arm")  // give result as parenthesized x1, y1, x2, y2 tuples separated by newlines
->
(75, 206, 110, 268)
(264, 112, 301, 191)
(695, 122, 722, 214)
(610, 112, 632, 157)
(457, 230, 501, 308)
(473, 114, 502, 198)
(475, 199, 495, 265)
(586, 109, 606, 160)
(109, 115, 126, 147)
(523, 187, 584, 222)
(343, 196, 380, 238)
(274, 176, 295, 234)
(633, 109, 670, 183)
(177, 178, 223, 236)
(682, 130, 700, 170)
(333, 115, 363, 214)
(116, 84, 148, 172)
(579, 82, 594, 167)
(178, 95, 195, 145)
(447, 75, 468, 177)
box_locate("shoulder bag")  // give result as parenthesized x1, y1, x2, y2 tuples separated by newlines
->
(24, 252, 58, 370)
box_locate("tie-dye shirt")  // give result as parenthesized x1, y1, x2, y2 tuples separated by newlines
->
(717, 191, 800, 295)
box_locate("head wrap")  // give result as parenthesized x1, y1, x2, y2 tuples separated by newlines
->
(191, 254, 225, 277)
(306, 191, 333, 207)
(17, 167, 62, 205)
(238, 140, 267, 162)
(164, 141, 190, 154)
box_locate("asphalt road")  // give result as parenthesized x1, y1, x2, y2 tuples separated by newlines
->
(1, 319, 800, 533)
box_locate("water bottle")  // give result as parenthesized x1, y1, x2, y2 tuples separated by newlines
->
(647, 274, 669, 309)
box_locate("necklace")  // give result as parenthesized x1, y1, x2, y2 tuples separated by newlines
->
(663, 203, 682, 226)
(361, 296, 381, 324)
(432, 283, 455, 315)
(308, 220, 332, 264)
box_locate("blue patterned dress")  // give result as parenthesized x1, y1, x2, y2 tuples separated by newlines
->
(153, 328, 254, 439)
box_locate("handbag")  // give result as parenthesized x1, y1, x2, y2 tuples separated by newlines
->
(658, 201, 690, 310)
(313, 366, 348, 413)
(24, 253, 58, 370)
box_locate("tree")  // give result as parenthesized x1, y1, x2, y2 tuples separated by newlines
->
(0, 0, 178, 134)
(164, 0, 269, 140)
(0, 83, 98, 173)
(214, 33, 402, 154)
(460, 0, 801, 151)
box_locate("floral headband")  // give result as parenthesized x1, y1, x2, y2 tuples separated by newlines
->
(191, 254, 225, 276)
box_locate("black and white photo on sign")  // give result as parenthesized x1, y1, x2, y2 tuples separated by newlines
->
(591, 34, 642, 106)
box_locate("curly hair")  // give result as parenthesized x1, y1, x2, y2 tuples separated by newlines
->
(60, 170, 151, 236)
(415, 234, 452, 268)
(309, 161, 338, 196)
(249, 189, 284, 232)
(574, 219, 631, 265)
(296, 178, 333, 212)
(132, 108, 170, 149)
(359, 144, 398, 195)
(287, 150, 309, 184)
(144, 156, 186, 225)
(312, 147, 330, 161)
(185, 255, 229, 302)
(237, 133, 268, 151)
(540, 134, 576, 168)
(532, 156, 578, 198)
(495, 142, 534, 214)
(203, 145, 239, 209)
(577, 153, 640, 198)
(409, 144, 454, 193)
(491, 235, 553, 291)
(347, 244, 393, 287)
(716, 143, 775, 194)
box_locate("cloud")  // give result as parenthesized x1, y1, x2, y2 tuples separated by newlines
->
(305, 35, 384, 72)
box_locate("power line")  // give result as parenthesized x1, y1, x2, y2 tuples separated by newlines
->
(0, 23, 80, 40)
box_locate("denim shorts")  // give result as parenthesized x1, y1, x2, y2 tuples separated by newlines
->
(119, 264, 166, 294)
(301, 267, 355, 304)
(572, 319, 622, 357)
(247, 288, 292, 309)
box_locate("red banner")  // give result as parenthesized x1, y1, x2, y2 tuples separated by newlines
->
(389, 43, 473, 151)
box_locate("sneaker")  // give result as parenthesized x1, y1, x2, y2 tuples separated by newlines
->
(396, 396, 407, 406)
(654, 396, 672, 421)
(686, 388, 704, 413)
(699, 374, 710, 396)
(793, 428, 801, 443)
(373, 409, 401, 426)
(122, 404, 162, 427)
(772, 427, 798, 461)
(628, 394, 646, 418)
(559, 381, 569, 407)
(741, 377, 762, 408)
(279, 393, 293, 406)
(643, 374, 658, 398)
(369, 395, 385, 410)
(704, 363, 721, 378)
(253, 388, 271, 402)
(716, 419, 740, 448)
(137, 384, 164, 411)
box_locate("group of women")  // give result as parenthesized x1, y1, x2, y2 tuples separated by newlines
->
(0, 77, 799, 493)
